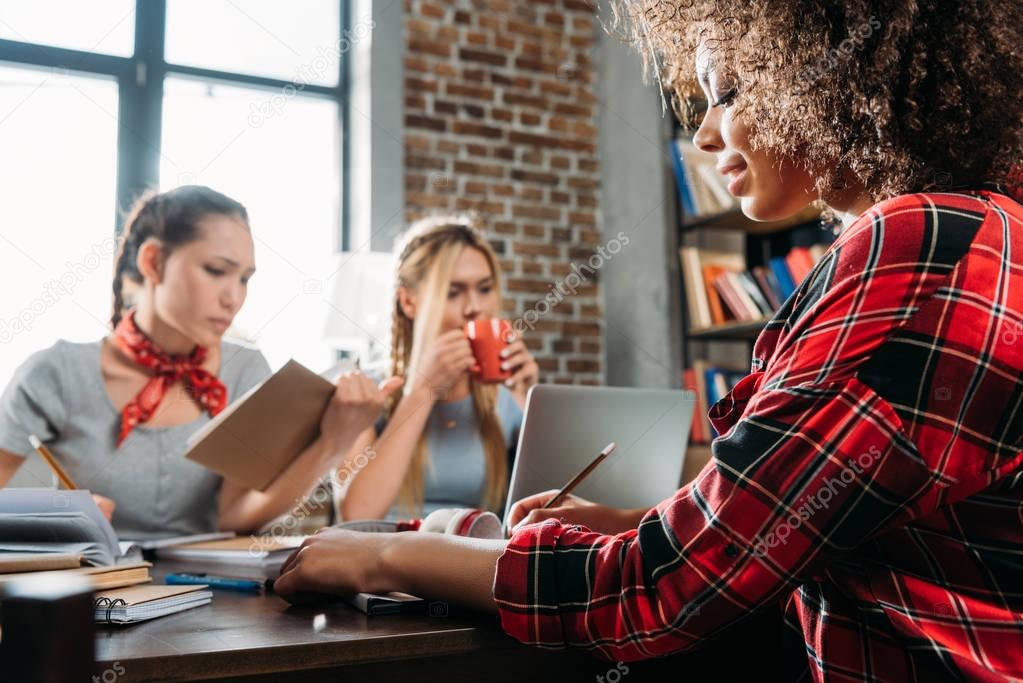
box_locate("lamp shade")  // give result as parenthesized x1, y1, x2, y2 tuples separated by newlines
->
(323, 250, 396, 358)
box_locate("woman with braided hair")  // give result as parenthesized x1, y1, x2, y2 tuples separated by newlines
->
(335, 215, 538, 521)
(279, 1, 1023, 679)
(0, 185, 401, 539)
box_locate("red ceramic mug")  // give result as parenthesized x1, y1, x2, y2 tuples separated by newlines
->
(464, 318, 514, 383)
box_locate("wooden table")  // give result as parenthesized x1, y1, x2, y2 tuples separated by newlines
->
(92, 564, 610, 682)
(91, 564, 777, 682)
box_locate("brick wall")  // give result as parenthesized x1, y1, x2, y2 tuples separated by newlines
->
(403, 0, 604, 385)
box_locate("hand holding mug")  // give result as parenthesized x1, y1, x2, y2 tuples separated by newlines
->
(413, 329, 477, 397)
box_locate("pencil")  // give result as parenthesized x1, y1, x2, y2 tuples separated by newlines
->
(28, 434, 77, 490)
(541, 441, 617, 510)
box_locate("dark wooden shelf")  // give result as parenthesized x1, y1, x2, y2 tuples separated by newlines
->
(687, 318, 769, 340)
(682, 205, 822, 235)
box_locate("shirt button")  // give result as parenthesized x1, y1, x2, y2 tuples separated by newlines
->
(725, 544, 740, 558)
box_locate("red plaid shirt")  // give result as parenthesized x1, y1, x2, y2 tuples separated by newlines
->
(495, 188, 1023, 681)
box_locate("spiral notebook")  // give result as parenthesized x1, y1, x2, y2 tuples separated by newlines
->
(93, 584, 212, 624)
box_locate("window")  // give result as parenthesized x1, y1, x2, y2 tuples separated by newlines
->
(0, 1, 350, 386)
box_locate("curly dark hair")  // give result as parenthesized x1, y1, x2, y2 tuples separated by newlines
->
(606, 0, 1023, 201)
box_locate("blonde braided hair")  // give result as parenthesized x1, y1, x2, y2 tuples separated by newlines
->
(387, 216, 509, 516)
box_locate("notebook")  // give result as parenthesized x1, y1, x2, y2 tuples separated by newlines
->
(185, 360, 336, 491)
(154, 536, 305, 581)
(0, 561, 152, 591)
(93, 584, 212, 624)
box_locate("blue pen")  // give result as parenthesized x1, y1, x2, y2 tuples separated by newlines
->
(165, 573, 264, 593)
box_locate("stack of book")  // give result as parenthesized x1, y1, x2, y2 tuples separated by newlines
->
(669, 137, 738, 219)
(679, 244, 828, 331)
(0, 553, 212, 624)
(155, 535, 306, 581)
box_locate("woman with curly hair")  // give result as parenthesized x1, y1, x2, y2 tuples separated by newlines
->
(276, 2, 1023, 679)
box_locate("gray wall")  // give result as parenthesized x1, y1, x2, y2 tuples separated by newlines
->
(596, 32, 684, 388)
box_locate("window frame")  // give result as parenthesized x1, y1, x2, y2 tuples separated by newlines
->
(0, 0, 352, 248)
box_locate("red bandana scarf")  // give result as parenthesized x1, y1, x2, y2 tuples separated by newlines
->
(113, 311, 227, 446)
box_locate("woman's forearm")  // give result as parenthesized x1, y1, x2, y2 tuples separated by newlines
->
(218, 437, 336, 532)
(378, 533, 506, 614)
(340, 385, 436, 520)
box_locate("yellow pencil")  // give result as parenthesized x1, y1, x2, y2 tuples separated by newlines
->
(28, 434, 77, 490)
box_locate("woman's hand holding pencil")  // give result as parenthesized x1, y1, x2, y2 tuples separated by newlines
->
(505, 442, 649, 536)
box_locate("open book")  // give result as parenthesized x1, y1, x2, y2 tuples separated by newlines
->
(185, 360, 336, 491)
(0, 489, 141, 566)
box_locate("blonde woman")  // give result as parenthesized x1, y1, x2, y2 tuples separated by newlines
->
(336, 217, 539, 521)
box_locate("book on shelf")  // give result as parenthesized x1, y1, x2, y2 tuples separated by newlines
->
(679, 243, 829, 332)
(687, 361, 750, 443)
(668, 137, 739, 220)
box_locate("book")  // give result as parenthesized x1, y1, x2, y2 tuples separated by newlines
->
(737, 271, 774, 317)
(0, 489, 141, 566)
(668, 140, 697, 216)
(679, 247, 712, 329)
(672, 138, 738, 218)
(154, 535, 305, 581)
(0, 552, 82, 574)
(751, 266, 783, 311)
(93, 584, 212, 624)
(0, 561, 152, 590)
(185, 360, 337, 491)
(724, 271, 763, 321)
(702, 265, 731, 324)
(785, 246, 815, 284)
(769, 256, 798, 300)
(131, 531, 237, 551)
(713, 271, 752, 321)
(681, 368, 706, 443)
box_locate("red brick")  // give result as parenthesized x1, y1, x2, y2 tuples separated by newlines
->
(451, 121, 504, 139)
(508, 130, 561, 147)
(513, 242, 560, 257)
(408, 37, 450, 58)
(512, 204, 562, 221)
(407, 114, 447, 132)
(459, 48, 507, 67)
(419, 2, 445, 18)
(455, 197, 504, 213)
(569, 211, 597, 226)
(406, 191, 450, 208)
(491, 108, 513, 122)
(567, 359, 601, 373)
(553, 102, 592, 117)
(503, 92, 548, 110)
(563, 322, 601, 337)
(453, 160, 505, 178)
(511, 169, 559, 185)
(506, 278, 552, 294)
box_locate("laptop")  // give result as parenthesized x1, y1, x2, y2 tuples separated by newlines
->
(502, 385, 696, 521)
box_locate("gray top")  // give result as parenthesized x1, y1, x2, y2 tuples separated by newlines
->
(0, 339, 271, 540)
(385, 386, 523, 520)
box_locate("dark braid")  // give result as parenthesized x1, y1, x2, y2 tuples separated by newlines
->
(111, 186, 248, 328)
